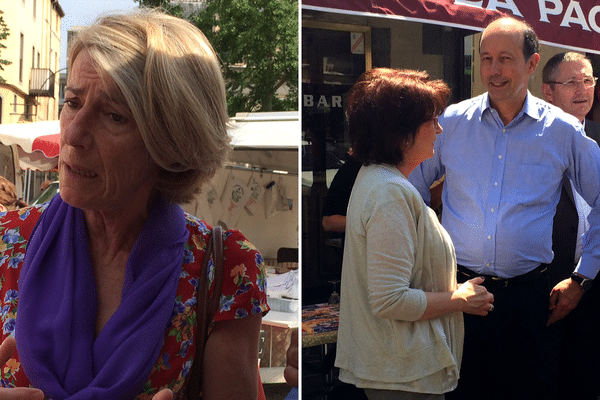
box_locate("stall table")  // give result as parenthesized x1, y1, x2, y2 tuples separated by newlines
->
(260, 309, 298, 384)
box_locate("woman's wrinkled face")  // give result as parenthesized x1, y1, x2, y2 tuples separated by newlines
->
(59, 50, 159, 212)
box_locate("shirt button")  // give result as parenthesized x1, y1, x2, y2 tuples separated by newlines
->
(494, 182, 498, 186)
(486, 263, 490, 267)
(487, 235, 492, 240)
(491, 208, 495, 212)
(502, 129, 506, 133)
(498, 155, 502, 159)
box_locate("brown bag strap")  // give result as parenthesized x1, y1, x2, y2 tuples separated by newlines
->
(182, 225, 224, 400)
(207, 225, 224, 319)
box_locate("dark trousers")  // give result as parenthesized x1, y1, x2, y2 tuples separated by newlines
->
(446, 270, 562, 400)
(555, 278, 600, 400)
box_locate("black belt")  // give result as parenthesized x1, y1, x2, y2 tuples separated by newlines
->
(457, 264, 547, 289)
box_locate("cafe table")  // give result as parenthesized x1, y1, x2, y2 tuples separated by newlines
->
(302, 302, 339, 348)
(302, 302, 340, 396)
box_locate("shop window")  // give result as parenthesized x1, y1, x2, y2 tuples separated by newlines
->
(302, 22, 371, 182)
(423, 24, 444, 55)
(301, 21, 372, 297)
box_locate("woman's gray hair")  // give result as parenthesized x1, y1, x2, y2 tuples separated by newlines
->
(69, 8, 230, 204)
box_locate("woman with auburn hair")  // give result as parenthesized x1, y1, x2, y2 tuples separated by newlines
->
(334, 68, 494, 399)
(0, 9, 268, 400)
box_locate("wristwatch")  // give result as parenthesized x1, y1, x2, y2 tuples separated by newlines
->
(570, 272, 594, 292)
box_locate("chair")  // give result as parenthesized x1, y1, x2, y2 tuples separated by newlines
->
(276, 247, 298, 273)
(277, 247, 298, 263)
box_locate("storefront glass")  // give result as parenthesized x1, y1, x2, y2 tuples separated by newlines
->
(301, 24, 370, 186)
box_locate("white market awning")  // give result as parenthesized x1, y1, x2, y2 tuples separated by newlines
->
(228, 111, 299, 174)
(229, 111, 299, 150)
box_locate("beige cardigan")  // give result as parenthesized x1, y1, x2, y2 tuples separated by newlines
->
(335, 164, 464, 394)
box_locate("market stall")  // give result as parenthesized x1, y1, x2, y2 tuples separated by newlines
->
(0, 120, 60, 203)
(181, 111, 299, 259)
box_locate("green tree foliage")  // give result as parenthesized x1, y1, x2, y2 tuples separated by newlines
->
(137, 0, 298, 116)
(135, 0, 184, 18)
(0, 10, 12, 84)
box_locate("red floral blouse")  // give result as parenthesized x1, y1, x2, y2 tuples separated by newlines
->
(0, 203, 269, 398)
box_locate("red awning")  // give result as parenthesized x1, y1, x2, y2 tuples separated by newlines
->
(0, 121, 60, 171)
(303, 0, 600, 55)
(31, 134, 60, 158)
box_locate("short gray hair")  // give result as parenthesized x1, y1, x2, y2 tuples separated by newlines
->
(542, 52, 592, 84)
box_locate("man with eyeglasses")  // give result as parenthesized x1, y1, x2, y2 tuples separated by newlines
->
(410, 17, 600, 400)
(542, 51, 600, 400)
(543, 53, 599, 125)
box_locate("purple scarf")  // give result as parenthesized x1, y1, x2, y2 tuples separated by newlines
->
(17, 195, 189, 400)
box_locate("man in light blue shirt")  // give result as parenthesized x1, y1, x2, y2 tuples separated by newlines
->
(410, 17, 600, 400)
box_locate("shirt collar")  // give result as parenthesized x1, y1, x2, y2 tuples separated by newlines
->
(522, 92, 540, 120)
(479, 91, 539, 123)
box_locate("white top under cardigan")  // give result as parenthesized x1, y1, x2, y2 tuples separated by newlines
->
(334, 164, 464, 394)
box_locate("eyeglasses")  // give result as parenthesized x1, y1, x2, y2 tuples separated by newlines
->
(546, 76, 598, 89)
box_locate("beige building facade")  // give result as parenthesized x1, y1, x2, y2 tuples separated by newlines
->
(0, 0, 64, 124)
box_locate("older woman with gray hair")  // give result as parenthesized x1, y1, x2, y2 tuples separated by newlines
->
(0, 9, 268, 400)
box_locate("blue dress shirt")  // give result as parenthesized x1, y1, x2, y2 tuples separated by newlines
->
(409, 92, 600, 279)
